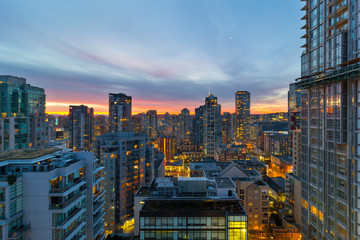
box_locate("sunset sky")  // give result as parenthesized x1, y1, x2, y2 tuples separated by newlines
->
(0, 0, 304, 115)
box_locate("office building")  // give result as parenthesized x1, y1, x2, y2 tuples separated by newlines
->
(95, 132, 153, 233)
(146, 110, 158, 140)
(264, 132, 290, 157)
(222, 112, 233, 144)
(94, 115, 109, 138)
(235, 91, 250, 143)
(0, 75, 48, 151)
(297, 0, 360, 238)
(109, 93, 132, 133)
(134, 177, 248, 240)
(0, 148, 105, 240)
(69, 105, 94, 150)
(288, 83, 301, 131)
(179, 108, 191, 144)
(193, 105, 204, 147)
(157, 136, 176, 161)
(203, 94, 222, 158)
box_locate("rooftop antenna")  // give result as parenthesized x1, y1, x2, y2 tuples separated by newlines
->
(208, 87, 211, 96)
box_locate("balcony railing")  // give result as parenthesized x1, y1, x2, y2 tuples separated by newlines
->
(62, 219, 86, 240)
(93, 199, 105, 214)
(93, 210, 105, 227)
(93, 222, 105, 239)
(50, 178, 85, 193)
(8, 223, 31, 239)
(50, 190, 86, 209)
(93, 189, 105, 202)
(57, 207, 85, 227)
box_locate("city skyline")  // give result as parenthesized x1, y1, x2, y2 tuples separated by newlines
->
(0, 0, 303, 115)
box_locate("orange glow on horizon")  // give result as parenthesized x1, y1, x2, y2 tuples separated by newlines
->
(46, 101, 287, 115)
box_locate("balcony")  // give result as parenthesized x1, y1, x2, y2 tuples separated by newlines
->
(93, 221, 105, 239)
(50, 190, 86, 210)
(93, 210, 106, 227)
(57, 207, 86, 229)
(94, 164, 104, 174)
(327, 0, 345, 7)
(301, 3, 308, 11)
(301, 42, 308, 48)
(301, 32, 308, 39)
(93, 175, 104, 186)
(93, 189, 105, 203)
(8, 223, 31, 239)
(336, 18, 348, 29)
(301, 12, 308, 20)
(62, 220, 86, 240)
(93, 199, 105, 215)
(301, 22, 308, 29)
(50, 177, 86, 195)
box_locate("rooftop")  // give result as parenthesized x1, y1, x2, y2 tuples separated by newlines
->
(166, 160, 183, 166)
(273, 155, 292, 164)
(233, 159, 267, 168)
(142, 198, 246, 215)
(0, 148, 60, 161)
(267, 177, 285, 193)
(215, 177, 236, 188)
(242, 169, 261, 177)
(190, 161, 219, 171)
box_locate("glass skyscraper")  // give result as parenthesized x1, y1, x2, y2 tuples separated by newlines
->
(235, 91, 250, 143)
(297, 0, 360, 239)
(203, 94, 222, 158)
(109, 93, 132, 133)
(0, 75, 47, 150)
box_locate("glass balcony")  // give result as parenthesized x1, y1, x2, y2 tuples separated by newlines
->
(8, 223, 31, 239)
(93, 188, 105, 203)
(49, 190, 86, 209)
(93, 210, 105, 227)
(50, 177, 85, 194)
(93, 221, 105, 239)
(62, 220, 86, 240)
(93, 198, 105, 215)
(57, 207, 86, 228)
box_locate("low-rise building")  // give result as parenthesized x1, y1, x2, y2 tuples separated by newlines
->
(134, 177, 248, 240)
(214, 144, 247, 162)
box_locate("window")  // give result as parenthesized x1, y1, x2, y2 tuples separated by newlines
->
(10, 182, 22, 200)
(10, 198, 22, 217)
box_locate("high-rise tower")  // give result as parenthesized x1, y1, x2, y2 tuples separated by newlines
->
(297, 1, 360, 239)
(203, 94, 222, 158)
(69, 105, 94, 150)
(235, 91, 250, 143)
(109, 93, 132, 133)
(146, 110, 158, 140)
(0, 75, 48, 150)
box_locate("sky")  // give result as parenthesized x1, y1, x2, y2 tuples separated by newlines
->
(0, 0, 304, 115)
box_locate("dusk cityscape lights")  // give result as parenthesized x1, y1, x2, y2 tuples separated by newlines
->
(1, 0, 358, 240)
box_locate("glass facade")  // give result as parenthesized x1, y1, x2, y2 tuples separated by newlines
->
(140, 216, 247, 240)
(0, 75, 47, 151)
(235, 91, 250, 143)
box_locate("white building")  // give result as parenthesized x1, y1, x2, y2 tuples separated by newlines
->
(0, 148, 105, 240)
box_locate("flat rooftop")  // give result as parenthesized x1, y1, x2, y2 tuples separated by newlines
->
(267, 177, 285, 193)
(233, 159, 266, 168)
(273, 155, 292, 164)
(190, 161, 219, 171)
(0, 148, 59, 161)
(142, 198, 246, 215)
(215, 177, 236, 188)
